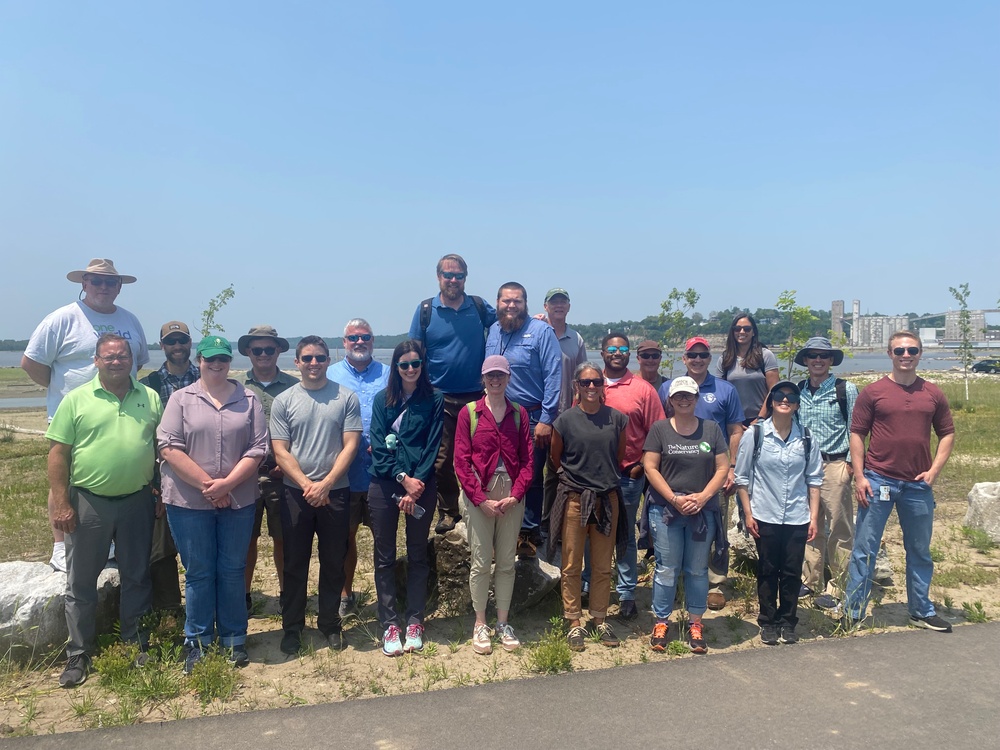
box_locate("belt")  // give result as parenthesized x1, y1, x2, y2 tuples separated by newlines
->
(74, 486, 144, 502)
(520, 403, 543, 413)
(821, 452, 847, 462)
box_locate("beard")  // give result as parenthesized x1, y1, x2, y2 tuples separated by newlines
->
(346, 348, 372, 366)
(498, 308, 528, 333)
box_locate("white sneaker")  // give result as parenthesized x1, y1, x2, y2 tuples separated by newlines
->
(497, 623, 520, 652)
(49, 542, 67, 573)
(472, 624, 493, 655)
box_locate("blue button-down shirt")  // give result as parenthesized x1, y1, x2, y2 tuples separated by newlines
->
(328, 357, 391, 491)
(485, 317, 562, 425)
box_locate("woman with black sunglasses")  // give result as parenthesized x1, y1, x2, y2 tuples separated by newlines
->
(548, 363, 628, 652)
(368, 340, 444, 657)
(716, 313, 780, 426)
(734, 381, 822, 646)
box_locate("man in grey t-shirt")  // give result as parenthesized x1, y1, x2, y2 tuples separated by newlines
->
(270, 336, 361, 655)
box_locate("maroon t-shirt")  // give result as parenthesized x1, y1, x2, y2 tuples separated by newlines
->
(850, 376, 954, 481)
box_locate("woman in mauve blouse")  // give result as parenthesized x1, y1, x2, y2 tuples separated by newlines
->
(158, 335, 267, 674)
(454, 355, 532, 656)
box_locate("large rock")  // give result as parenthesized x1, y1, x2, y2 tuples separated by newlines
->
(0, 561, 120, 659)
(506, 557, 560, 614)
(432, 522, 472, 616)
(963, 482, 1000, 543)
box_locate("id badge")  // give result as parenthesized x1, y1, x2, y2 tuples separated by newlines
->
(879, 484, 891, 503)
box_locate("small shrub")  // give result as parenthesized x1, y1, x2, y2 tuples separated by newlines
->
(962, 601, 990, 623)
(961, 526, 996, 554)
(188, 650, 237, 704)
(666, 640, 689, 656)
(929, 546, 946, 563)
(527, 626, 573, 674)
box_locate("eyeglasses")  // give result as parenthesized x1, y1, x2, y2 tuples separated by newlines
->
(299, 355, 329, 364)
(605, 346, 629, 354)
(346, 334, 372, 343)
(86, 276, 120, 287)
(204, 355, 232, 364)
(637, 352, 661, 360)
(440, 272, 466, 281)
(97, 354, 131, 363)
(250, 346, 277, 356)
(804, 352, 833, 360)
(162, 336, 190, 346)
(733, 325, 753, 333)
(484, 371, 508, 379)
(771, 390, 801, 404)
(397, 360, 423, 370)
(577, 378, 604, 388)
(670, 392, 697, 401)
(893, 346, 920, 356)
(685, 351, 711, 360)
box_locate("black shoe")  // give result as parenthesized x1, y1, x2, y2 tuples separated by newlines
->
(813, 594, 840, 611)
(909, 614, 952, 633)
(229, 645, 250, 668)
(617, 599, 638, 622)
(516, 532, 537, 559)
(280, 629, 302, 655)
(798, 584, 813, 599)
(779, 627, 799, 645)
(327, 631, 346, 651)
(435, 514, 459, 534)
(183, 646, 203, 675)
(759, 626, 779, 646)
(59, 653, 91, 688)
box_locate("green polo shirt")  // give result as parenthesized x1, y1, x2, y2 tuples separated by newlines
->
(45, 374, 163, 497)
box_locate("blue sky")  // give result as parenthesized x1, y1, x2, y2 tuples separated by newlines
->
(2, 2, 998, 340)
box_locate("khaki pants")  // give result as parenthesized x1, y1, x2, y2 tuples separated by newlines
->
(464, 470, 524, 613)
(561, 491, 619, 620)
(802, 459, 855, 594)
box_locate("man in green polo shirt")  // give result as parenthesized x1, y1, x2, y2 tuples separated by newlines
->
(46, 333, 163, 688)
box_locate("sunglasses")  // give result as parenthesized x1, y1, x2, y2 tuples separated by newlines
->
(733, 325, 753, 333)
(685, 351, 711, 359)
(605, 346, 629, 354)
(440, 272, 466, 281)
(670, 392, 697, 402)
(577, 378, 604, 388)
(771, 390, 801, 404)
(637, 352, 661, 360)
(250, 346, 277, 356)
(203, 355, 231, 364)
(162, 336, 190, 346)
(893, 346, 920, 356)
(299, 354, 329, 364)
(804, 352, 833, 360)
(397, 360, 423, 370)
(346, 334, 373, 343)
(86, 276, 120, 287)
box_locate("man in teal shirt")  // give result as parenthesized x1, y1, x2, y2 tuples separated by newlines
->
(46, 333, 162, 688)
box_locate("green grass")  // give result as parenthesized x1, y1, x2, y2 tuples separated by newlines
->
(960, 526, 997, 554)
(962, 601, 990, 623)
(932, 565, 1000, 589)
(0, 438, 51, 562)
(526, 624, 573, 674)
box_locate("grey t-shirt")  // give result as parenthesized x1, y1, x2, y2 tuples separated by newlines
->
(553, 405, 628, 491)
(643, 418, 728, 509)
(269, 380, 362, 490)
(714, 347, 779, 420)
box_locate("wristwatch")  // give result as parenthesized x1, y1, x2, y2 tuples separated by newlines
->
(395, 471, 407, 484)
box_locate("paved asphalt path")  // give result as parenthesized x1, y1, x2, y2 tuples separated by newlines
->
(10, 622, 999, 749)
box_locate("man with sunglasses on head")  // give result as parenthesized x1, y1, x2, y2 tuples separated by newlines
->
(23, 258, 149, 573)
(792, 337, 858, 610)
(329, 318, 390, 618)
(239, 325, 297, 615)
(484, 282, 562, 558)
(660, 337, 744, 610)
(410, 254, 497, 535)
(841, 332, 955, 633)
(139, 321, 199, 615)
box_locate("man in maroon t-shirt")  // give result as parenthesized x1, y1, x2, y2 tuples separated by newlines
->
(842, 332, 955, 632)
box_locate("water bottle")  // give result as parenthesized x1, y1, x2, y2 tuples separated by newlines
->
(392, 493, 425, 519)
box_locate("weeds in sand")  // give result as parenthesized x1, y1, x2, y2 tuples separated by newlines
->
(962, 601, 990, 623)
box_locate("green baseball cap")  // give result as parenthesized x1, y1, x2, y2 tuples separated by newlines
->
(196, 335, 233, 359)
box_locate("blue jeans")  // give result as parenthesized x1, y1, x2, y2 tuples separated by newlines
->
(615, 475, 644, 601)
(648, 508, 715, 621)
(166, 503, 256, 648)
(844, 470, 936, 620)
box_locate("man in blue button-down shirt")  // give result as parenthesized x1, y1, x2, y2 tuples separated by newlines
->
(329, 318, 390, 616)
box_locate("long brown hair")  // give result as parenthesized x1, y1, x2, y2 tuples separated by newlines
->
(386, 339, 433, 408)
(720, 312, 764, 374)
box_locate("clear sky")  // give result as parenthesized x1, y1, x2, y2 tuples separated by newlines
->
(2, 2, 998, 340)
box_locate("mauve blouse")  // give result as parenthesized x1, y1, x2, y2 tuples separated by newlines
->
(157, 380, 268, 510)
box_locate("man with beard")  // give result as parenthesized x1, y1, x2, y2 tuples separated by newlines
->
(329, 318, 390, 617)
(600, 332, 665, 620)
(409, 254, 496, 534)
(240, 325, 298, 614)
(140, 321, 199, 614)
(484, 282, 562, 557)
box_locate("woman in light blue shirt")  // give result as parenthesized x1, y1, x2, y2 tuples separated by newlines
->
(735, 380, 822, 646)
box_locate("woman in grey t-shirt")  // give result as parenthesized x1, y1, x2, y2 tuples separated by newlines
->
(715, 313, 780, 425)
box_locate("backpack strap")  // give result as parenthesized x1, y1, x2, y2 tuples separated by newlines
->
(141, 371, 163, 396)
(834, 378, 849, 424)
(469, 295, 491, 329)
(468, 400, 521, 439)
(421, 295, 491, 338)
(419, 298, 433, 337)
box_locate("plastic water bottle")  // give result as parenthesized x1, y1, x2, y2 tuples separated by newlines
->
(392, 493, 425, 519)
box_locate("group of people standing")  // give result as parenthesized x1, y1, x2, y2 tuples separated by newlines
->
(23, 256, 956, 689)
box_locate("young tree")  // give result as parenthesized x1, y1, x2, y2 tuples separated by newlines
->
(775, 290, 817, 379)
(949, 282, 973, 401)
(198, 284, 236, 337)
(658, 287, 700, 378)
